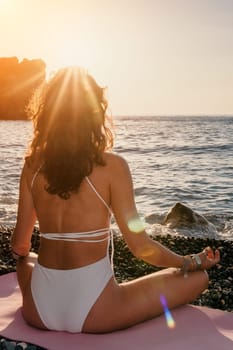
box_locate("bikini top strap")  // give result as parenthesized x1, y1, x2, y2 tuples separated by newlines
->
(31, 171, 112, 217)
(85, 177, 112, 215)
(31, 165, 43, 190)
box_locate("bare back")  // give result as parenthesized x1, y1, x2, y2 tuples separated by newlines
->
(28, 153, 116, 269)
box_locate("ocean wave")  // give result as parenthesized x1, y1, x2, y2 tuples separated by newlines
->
(144, 211, 233, 241)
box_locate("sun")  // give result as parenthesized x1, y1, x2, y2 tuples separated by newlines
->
(48, 34, 101, 74)
(58, 50, 92, 69)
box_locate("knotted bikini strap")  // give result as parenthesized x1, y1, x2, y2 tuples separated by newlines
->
(85, 177, 114, 268)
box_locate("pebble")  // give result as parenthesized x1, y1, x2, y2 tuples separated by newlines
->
(0, 338, 43, 350)
(0, 226, 232, 349)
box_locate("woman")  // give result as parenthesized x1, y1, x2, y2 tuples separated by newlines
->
(11, 67, 220, 333)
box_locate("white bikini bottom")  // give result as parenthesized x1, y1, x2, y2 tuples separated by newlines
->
(31, 256, 113, 332)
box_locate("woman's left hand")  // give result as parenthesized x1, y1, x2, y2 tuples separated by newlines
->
(197, 246, 220, 270)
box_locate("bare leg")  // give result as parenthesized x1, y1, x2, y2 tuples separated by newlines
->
(83, 268, 209, 333)
(16, 252, 47, 329)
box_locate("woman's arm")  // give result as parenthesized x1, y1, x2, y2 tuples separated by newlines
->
(109, 155, 220, 270)
(11, 163, 37, 257)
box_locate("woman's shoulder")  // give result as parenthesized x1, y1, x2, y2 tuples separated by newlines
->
(103, 152, 131, 180)
(21, 159, 42, 186)
(103, 151, 129, 169)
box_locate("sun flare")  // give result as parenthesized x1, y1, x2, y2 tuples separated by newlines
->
(58, 50, 93, 69)
(47, 34, 101, 74)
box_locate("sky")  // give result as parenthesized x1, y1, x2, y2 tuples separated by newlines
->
(0, 0, 233, 116)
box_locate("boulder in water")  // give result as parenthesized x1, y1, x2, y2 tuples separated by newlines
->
(162, 202, 218, 238)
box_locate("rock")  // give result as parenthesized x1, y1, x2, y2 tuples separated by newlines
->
(0, 57, 46, 120)
(162, 202, 218, 238)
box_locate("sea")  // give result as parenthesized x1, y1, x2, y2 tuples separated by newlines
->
(0, 116, 233, 240)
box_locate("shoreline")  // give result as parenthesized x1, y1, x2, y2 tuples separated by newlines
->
(1, 225, 232, 312)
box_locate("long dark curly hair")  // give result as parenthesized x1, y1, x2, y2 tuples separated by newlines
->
(26, 67, 114, 199)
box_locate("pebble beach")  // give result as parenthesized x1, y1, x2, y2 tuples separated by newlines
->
(0, 226, 232, 349)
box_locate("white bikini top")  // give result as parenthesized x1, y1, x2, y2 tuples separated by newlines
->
(31, 167, 113, 244)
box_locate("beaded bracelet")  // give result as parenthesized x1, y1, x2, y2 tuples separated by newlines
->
(180, 255, 193, 278)
(191, 254, 202, 269)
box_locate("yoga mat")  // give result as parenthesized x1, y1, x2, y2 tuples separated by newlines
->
(0, 272, 232, 350)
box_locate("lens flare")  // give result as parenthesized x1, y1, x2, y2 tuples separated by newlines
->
(160, 295, 176, 329)
(127, 217, 145, 233)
